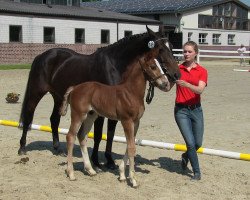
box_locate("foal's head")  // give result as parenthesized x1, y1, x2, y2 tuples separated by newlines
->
(146, 26, 181, 82)
(139, 51, 171, 92)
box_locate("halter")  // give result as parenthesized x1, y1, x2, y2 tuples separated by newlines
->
(138, 58, 165, 104)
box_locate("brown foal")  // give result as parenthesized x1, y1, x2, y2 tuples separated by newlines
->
(60, 48, 171, 188)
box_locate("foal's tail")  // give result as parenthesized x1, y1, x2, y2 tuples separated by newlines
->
(59, 86, 74, 116)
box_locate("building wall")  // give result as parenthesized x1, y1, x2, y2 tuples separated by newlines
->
(0, 14, 158, 64)
(181, 7, 213, 30)
(183, 28, 250, 46)
(180, 6, 250, 49)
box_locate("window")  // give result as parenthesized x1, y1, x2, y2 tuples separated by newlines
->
(228, 34, 235, 45)
(212, 3, 250, 31)
(124, 31, 132, 38)
(199, 33, 207, 44)
(75, 28, 85, 43)
(212, 34, 221, 44)
(44, 27, 55, 43)
(9, 25, 22, 42)
(188, 32, 193, 41)
(198, 15, 213, 28)
(101, 29, 110, 44)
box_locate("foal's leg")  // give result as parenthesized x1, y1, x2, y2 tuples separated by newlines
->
(78, 111, 98, 176)
(91, 116, 104, 169)
(66, 113, 83, 181)
(120, 120, 138, 188)
(105, 119, 118, 169)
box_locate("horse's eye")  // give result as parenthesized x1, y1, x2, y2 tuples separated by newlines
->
(150, 65, 157, 70)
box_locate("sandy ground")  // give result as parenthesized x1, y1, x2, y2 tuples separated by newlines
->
(0, 60, 249, 200)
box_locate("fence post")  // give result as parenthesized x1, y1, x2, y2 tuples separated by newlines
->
(197, 49, 200, 63)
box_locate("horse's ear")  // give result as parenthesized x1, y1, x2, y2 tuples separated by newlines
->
(146, 25, 155, 36)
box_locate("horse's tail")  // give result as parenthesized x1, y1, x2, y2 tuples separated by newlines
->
(19, 55, 44, 128)
(60, 86, 74, 116)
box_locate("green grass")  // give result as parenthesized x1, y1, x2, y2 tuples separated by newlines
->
(0, 64, 31, 70)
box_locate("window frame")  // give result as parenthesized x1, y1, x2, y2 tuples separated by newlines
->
(101, 29, 110, 44)
(212, 34, 221, 45)
(75, 28, 85, 44)
(124, 30, 132, 38)
(227, 34, 235, 45)
(198, 33, 208, 44)
(9, 25, 22, 43)
(43, 26, 55, 44)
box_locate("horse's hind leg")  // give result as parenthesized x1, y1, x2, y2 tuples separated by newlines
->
(91, 116, 104, 169)
(105, 119, 118, 169)
(19, 91, 47, 155)
(78, 111, 98, 176)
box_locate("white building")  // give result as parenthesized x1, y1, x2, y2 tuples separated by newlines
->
(82, 0, 250, 51)
(0, 0, 160, 64)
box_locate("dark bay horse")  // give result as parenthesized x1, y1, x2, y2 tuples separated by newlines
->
(18, 26, 180, 167)
(60, 48, 170, 188)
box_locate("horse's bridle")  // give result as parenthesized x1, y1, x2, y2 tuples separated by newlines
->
(138, 59, 166, 86)
(138, 58, 166, 104)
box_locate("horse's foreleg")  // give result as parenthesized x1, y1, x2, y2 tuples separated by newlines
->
(105, 119, 118, 169)
(120, 120, 138, 188)
(50, 97, 62, 153)
(78, 111, 98, 176)
(91, 116, 104, 168)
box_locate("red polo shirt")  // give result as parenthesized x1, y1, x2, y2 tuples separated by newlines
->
(176, 63, 208, 105)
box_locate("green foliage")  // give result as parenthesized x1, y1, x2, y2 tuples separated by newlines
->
(0, 64, 31, 70)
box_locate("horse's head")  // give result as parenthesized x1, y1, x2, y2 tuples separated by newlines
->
(146, 26, 181, 87)
(139, 50, 171, 92)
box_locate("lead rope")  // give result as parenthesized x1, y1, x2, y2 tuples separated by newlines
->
(146, 82, 155, 104)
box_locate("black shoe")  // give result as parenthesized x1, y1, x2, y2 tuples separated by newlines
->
(181, 153, 188, 170)
(191, 173, 201, 181)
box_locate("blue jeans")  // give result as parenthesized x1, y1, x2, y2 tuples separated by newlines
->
(174, 105, 204, 174)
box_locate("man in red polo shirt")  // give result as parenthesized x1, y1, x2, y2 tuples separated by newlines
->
(174, 41, 208, 181)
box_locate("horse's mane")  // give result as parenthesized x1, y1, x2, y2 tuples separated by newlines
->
(96, 32, 149, 53)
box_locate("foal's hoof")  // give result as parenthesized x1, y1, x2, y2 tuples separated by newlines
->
(119, 176, 126, 182)
(85, 169, 97, 176)
(65, 170, 76, 181)
(130, 179, 139, 188)
(18, 147, 27, 155)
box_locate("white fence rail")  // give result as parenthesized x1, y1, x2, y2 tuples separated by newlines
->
(173, 49, 250, 63)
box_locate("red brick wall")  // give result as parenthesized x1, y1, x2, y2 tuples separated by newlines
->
(0, 43, 104, 65)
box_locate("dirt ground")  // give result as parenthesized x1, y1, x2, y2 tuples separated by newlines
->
(0, 60, 249, 200)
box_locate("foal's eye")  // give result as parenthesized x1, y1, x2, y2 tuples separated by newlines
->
(150, 65, 157, 70)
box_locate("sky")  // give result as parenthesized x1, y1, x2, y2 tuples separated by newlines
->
(240, 0, 250, 7)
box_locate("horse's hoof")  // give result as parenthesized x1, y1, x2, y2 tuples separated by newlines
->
(18, 147, 27, 155)
(94, 166, 103, 173)
(105, 162, 118, 170)
(53, 147, 66, 156)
